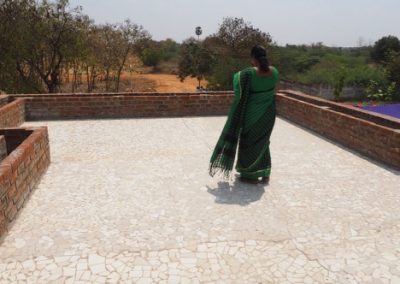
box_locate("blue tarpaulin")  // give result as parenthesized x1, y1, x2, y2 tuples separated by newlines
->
(361, 104, 400, 119)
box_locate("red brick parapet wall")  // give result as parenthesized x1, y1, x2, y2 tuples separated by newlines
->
(277, 90, 400, 170)
(0, 136, 7, 161)
(9, 91, 400, 170)
(0, 127, 50, 237)
(0, 99, 25, 128)
(0, 95, 10, 107)
(12, 92, 233, 120)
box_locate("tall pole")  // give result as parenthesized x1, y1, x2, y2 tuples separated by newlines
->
(195, 26, 202, 41)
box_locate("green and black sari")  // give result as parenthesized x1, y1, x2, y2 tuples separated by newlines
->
(209, 66, 278, 180)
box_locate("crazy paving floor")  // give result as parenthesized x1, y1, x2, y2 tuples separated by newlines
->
(0, 117, 399, 284)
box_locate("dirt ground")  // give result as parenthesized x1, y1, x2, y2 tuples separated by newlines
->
(130, 74, 201, 92)
(61, 73, 203, 93)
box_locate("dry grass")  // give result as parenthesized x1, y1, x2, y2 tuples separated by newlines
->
(60, 75, 157, 93)
(131, 74, 201, 92)
(60, 73, 203, 93)
(59, 56, 205, 93)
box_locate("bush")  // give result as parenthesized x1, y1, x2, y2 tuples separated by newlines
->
(345, 65, 387, 87)
(278, 45, 387, 91)
(334, 71, 345, 100)
(294, 59, 386, 88)
(206, 57, 248, 90)
(371, 35, 400, 63)
(393, 88, 400, 102)
(140, 48, 164, 69)
(366, 80, 396, 102)
(178, 39, 214, 87)
(385, 52, 400, 87)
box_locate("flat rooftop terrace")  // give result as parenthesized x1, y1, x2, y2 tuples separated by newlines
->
(0, 117, 399, 283)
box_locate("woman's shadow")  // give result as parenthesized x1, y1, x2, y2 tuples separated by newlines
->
(206, 179, 266, 206)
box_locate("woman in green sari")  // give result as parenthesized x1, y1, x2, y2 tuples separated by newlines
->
(209, 45, 278, 184)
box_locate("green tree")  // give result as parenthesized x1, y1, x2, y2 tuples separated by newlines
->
(0, 0, 85, 93)
(204, 17, 276, 90)
(137, 39, 179, 71)
(178, 38, 213, 88)
(67, 15, 92, 92)
(115, 20, 150, 91)
(159, 39, 179, 61)
(385, 51, 400, 101)
(141, 48, 164, 69)
(206, 57, 245, 90)
(333, 67, 346, 101)
(82, 25, 103, 92)
(385, 52, 400, 86)
(84, 21, 149, 92)
(371, 35, 400, 63)
(0, 0, 151, 94)
(366, 80, 396, 102)
(293, 55, 320, 73)
(205, 17, 273, 58)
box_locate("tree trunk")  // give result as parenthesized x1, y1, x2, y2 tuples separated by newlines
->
(72, 65, 78, 93)
(64, 63, 70, 84)
(86, 65, 96, 93)
(46, 71, 60, 93)
(115, 66, 123, 93)
(116, 48, 130, 93)
(86, 65, 90, 92)
(105, 68, 110, 92)
(91, 67, 96, 91)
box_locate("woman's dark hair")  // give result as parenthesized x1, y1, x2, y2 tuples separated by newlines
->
(251, 45, 270, 72)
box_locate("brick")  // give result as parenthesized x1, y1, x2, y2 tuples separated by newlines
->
(15, 191, 25, 210)
(0, 127, 50, 238)
(276, 92, 400, 169)
(0, 214, 7, 236)
(5, 202, 17, 221)
(0, 193, 8, 212)
(0, 99, 25, 128)
(3, 91, 400, 186)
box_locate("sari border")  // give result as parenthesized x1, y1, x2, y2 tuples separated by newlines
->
(239, 168, 272, 178)
(236, 142, 270, 172)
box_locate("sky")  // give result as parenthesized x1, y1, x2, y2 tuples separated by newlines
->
(69, 0, 400, 47)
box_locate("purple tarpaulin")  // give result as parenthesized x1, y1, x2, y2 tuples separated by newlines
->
(361, 104, 400, 119)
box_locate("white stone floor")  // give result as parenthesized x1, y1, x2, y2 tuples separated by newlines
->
(0, 117, 399, 284)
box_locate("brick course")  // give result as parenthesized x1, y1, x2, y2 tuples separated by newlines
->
(0, 127, 50, 238)
(279, 90, 400, 129)
(0, 99, 25, 128)
(9, 91, 400, 169)
(0, 95, 10, 107)
(0, 136, 6, 161)
(276, 91, 400, 170)
(12, 93, 233, 120)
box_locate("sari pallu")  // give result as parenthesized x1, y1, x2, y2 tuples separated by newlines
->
(209, 67, 277, 179)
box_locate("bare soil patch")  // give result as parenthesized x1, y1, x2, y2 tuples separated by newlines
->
(60, 73, 202, 93)
(131, 74, 201, 92)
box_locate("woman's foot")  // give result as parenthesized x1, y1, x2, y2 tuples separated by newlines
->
(261, 177, 270, 184)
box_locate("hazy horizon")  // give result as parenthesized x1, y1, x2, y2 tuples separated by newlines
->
(69, 0, 400, 47)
